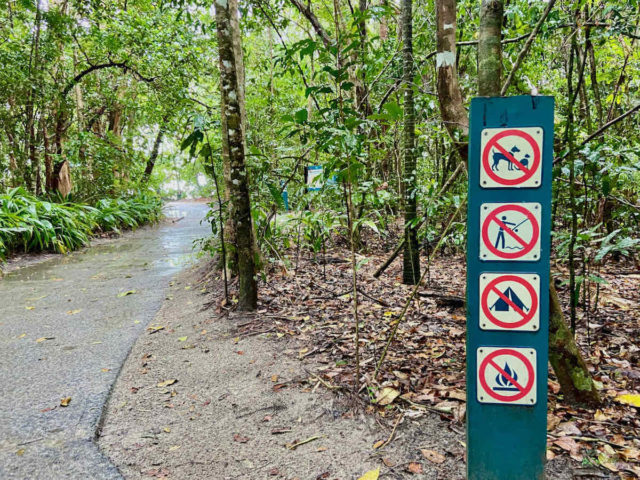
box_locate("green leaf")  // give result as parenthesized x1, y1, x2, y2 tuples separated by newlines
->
(294, 108, 308, 124)
(267, 182, 285, 209)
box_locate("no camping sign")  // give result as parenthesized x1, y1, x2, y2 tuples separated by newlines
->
(479, 273, 540, 331)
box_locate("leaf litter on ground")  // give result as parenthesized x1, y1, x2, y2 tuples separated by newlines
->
(223, 240, 640, 478)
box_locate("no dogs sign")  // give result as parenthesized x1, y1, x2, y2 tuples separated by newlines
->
(480, 127, 543, 188)
(480, 203, 541, 261)
(479, 273, 540, 331)
(477, 347, 537, 406)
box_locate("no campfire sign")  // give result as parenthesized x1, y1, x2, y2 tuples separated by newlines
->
(480, 127, 543, 188)
(466, 96, 553, 480)
(477, 347, 537, 405)
(479, 273, 540, 331)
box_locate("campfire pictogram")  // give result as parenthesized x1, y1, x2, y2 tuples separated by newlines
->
(493, 363, 520, 392)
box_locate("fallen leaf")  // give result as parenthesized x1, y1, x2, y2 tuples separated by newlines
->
(557, 422, 581, 436)
(553, 436, 579, 454)
(271, 374, 279, 382)
(25, 306, 35, 310)
(271, 427, 292, 434)
(101, 368, 111, 372)
(178, 336, 188, 342)
(615, 394, 640, 407)
(60, 397, 71, 407)
(547, 414, 561, 431)
(421, 449, 446, 464)
(16, 448, 25, 456)
(382, 457, 395, 467)
(35, 337, 54, 343)
(376, 387, 400, 406)
(117, 290, 137, 297)
(448, 389, 466, 401)
(18, 333, 26, 339)
(407, 462, 423, 474)
(233, 433, 250, 443)
(357, 468, 380, 480)
(168, 445, 180, 451)
(164, 427, 171, 433)
(157, 379, 177, 388)
(373, 440, 385, 449)
(66, 309, 82, 315)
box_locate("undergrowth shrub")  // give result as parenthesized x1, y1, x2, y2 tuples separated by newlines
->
(0, 188, 162, 260)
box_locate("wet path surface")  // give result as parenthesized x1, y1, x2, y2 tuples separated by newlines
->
(0, 202, 210, 479)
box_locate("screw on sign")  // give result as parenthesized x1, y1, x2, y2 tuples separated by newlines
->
(476, 347, 537, 406)
(480, 203, 541, 261)
(479, 273, 540, 331)
(480, 127, 543, 188)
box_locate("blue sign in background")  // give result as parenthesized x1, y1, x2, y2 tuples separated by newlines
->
(466, 96, 554, 479)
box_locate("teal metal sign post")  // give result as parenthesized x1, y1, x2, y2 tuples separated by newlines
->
(466, 96, 554, 479)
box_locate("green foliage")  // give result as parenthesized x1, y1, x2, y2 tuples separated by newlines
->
(0, 188, 162, 260)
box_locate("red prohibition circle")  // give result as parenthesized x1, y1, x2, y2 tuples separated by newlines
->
(481, 204, 540, 259)
(482, 129, 541, 186)
(479, 348, 535, 402)
(481, 275, 538, 329)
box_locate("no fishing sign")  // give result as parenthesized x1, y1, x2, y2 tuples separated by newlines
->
(466, 96, 554, 480)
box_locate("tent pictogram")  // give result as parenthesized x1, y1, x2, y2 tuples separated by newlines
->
(479, 273, 540, 331)
(490, 287, 528, 312)
(480, 127, 543, 188)
(477, 347, 537, 406)
(480, 203, 541, 261)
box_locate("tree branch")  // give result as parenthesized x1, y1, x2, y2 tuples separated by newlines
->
(553, 103, 640, 165)
(62, 61, 154, 97)
(288, 0, 333, 48)
(500, 0, 557, 95)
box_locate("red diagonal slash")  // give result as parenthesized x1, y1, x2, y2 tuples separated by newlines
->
(492, 141, 531, 174)
(488, 213, 529, 249)
(488, 359, 525, 392)
(490, 285, 528, 320)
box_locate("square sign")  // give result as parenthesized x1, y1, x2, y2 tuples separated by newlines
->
(479, 273, 540, 331)
(477, 347, 537, 406)
(480, 127, 543, 188)
(480, 202, 541, 262)
(306, 165, 323, 191)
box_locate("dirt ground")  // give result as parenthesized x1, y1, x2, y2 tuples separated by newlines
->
(97, 260, 577, 479)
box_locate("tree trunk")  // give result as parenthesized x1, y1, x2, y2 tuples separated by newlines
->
(435, 0, 469, 163)
(476, 2, 600, 406)
(215, 0, 258, 311)
(143, 115, 168, 181)
(42, 117, 53, 191)
(401, 0, 420, 285)
(478, 0, 504, 96)
(549, 283, 601, 405)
